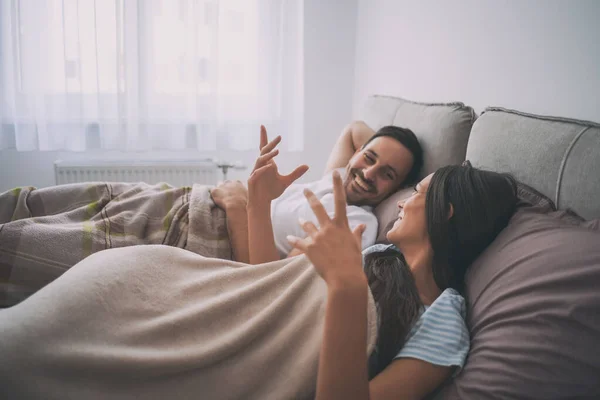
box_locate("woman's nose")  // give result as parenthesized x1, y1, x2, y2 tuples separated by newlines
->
(397, 200, 404, 209)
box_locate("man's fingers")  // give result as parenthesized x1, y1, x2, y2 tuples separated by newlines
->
(332, 170, 348, 225)
(260, 135, 282, 155)
(304, 188, 331, 226)
(281, 164, 309, 186)
(260, 125, 268, 150)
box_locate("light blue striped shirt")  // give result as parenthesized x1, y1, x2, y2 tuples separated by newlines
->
(395, 288, 469, 370)
(363, 244, 470, 371)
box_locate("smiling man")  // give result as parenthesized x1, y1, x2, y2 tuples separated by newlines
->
(339, 124, 422, 207)
(269, 121, 423, 257)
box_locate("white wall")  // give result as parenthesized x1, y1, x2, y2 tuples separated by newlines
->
(0, 0, 359, 192)
(353, 0, 600, 121)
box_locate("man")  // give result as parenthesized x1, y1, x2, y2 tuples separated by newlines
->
(0, 121, 421, 306)
(211, 121, 423, 262)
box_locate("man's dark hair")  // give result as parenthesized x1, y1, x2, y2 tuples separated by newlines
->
(362, 126, 423, 186)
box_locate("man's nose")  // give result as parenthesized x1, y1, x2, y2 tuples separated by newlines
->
(363, 166, 376, 181)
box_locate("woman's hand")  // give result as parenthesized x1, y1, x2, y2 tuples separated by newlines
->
(248, 125, 308, 206)
(287, 170, 366, 287)
(290, 170, 370, 400)
(210, 180, 248, 211)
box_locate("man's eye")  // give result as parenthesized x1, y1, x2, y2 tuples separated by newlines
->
(386, 173, 394, 180)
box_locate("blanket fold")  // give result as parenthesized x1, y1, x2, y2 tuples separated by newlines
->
(0, 245, 378, 400)
(0, 182, 232, 307)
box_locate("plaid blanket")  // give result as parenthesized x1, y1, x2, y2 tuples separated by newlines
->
(0, 182, 232, 307)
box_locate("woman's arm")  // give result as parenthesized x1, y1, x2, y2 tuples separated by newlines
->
(247, 198, 280, 264)
(319, 282, 453, 400)
(324, 121, 376, 175)
(287, 171, 370, 399)
(288, 172, 453, 400)
(224, 205, 250, 263)
(369, 359, 453, 400)
(317, 276, 370, 400)
(247, 126, 308, 264)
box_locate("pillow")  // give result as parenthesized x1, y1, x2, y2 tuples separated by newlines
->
(432, 208, 600, 399)
(361, 95, 476, 179)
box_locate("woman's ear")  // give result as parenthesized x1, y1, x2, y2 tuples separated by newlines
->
(447, 203, 454, 220)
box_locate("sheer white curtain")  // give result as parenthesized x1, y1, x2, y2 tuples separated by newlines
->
(0, 0, 303, 152)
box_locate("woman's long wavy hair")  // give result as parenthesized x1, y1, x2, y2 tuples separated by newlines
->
(365, 165, 518, 377)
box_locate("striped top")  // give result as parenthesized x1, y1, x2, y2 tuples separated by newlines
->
(395, 288, 469, 370)
(363, 244, 470, 371)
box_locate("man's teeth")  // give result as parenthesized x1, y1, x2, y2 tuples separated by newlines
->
(354, 175, 371, 191)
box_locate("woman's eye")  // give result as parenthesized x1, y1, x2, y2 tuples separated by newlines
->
(364, 154, 374, 163)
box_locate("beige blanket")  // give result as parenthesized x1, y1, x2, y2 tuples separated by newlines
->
(0, 245, 378, 400)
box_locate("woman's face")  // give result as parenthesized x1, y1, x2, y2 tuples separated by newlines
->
(386, 173, 433, 246)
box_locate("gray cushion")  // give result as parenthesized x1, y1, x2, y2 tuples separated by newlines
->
(363, 95, 476, 239)
(466, 107, 600, 219)
(433, 208, 600, 400)
(361, 95, 476, 179)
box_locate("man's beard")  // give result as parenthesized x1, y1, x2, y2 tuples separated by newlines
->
(344, 167, 376, 206)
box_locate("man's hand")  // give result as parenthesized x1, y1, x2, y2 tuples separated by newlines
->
(324, 121, 376, 175)
(210, 180, 248, 211)
(210, 180, 250, 263)
(248, 125, 308, 206)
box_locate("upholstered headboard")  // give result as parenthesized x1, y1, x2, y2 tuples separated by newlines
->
(467, 107, 600, 220)
(361, 96, 600, 237)
(360, 95, 476, 179)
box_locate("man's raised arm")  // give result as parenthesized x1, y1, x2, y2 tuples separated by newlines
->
(323, 121, 376, 175)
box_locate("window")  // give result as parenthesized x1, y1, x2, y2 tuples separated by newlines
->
(0, 0, 304, 151)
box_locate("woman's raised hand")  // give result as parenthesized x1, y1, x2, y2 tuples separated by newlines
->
(248, 125, 309, 206)
(287, 170, 366, 287)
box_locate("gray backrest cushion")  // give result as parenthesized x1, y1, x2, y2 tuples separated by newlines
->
(466, 107, 600, 219)
(360, 95, 476, 240)
(361, 95, 476, 179)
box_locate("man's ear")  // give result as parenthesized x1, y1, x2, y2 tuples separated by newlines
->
(447, 203, 454, 220)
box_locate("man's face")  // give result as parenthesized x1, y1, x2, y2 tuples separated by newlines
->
(343, 136, 415, 206)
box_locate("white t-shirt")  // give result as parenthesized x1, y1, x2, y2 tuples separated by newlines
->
(271, 169, 378, 257)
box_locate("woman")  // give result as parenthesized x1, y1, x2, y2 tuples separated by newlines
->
(286, 165, 517, 399)
(243, 131, 517, 398)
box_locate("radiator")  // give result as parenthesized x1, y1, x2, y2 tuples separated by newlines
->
(54, 160, 219, 187)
